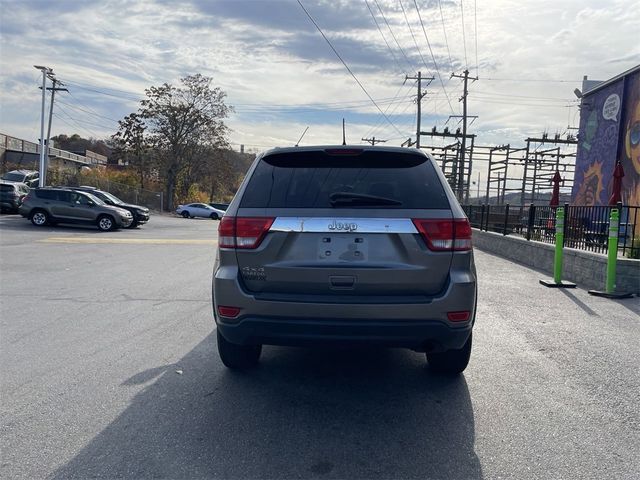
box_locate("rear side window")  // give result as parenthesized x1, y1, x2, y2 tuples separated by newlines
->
(240, 150, 449, 209)
(35, 189, 58, 200)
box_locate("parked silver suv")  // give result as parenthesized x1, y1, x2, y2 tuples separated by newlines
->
(19, 187, 133, 231)
(213, 146, 477, 373)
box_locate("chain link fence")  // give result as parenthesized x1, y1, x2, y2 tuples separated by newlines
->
(54, 171, 164, 211)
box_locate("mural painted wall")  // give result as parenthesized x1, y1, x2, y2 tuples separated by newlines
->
(619, 70, 640, 206)
(572, 68, 640, 206)
(572, 80, 624, 205)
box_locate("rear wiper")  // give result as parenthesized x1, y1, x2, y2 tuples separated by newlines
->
(329, 192, 402, 207)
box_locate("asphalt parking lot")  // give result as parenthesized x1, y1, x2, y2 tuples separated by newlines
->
(1, 213, 638, 479)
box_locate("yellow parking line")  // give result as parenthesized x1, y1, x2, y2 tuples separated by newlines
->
(39, 237, 217, 245)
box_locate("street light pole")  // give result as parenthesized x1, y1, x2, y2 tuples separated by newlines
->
(34, 65, 52, 188)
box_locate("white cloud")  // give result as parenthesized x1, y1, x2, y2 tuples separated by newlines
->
(0, 0, 638, 160)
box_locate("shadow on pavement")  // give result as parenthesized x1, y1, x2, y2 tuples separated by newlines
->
(53, 333, 482, 479)
(558, 289, 600, 317)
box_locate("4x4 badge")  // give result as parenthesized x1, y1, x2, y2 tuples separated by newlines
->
(328, 220, 358, 232)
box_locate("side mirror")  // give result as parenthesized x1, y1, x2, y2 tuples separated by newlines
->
(87, 200, 95, 207)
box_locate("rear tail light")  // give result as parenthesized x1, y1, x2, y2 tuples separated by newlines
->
(411, 218, 472, 251)
(218, 216, 275, 249)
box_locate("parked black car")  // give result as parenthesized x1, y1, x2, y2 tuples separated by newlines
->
(68, 186, 150, 228)
(0, 181, 30, 213)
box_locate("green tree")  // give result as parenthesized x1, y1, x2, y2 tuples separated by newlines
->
(116, 74, 231, 210)
(111, 113, 150, 189)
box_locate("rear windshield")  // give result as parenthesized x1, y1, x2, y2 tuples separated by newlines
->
(240, 150, 450, 209)
(2, 173, 24, 182)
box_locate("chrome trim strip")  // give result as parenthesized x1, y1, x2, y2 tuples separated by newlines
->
(270, 217, 418, 234)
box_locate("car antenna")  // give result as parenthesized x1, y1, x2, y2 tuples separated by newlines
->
(295, 126, 309, 147)
(342, 118, 346, 145)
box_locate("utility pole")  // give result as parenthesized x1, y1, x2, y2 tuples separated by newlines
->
(451, 69, 478, 200)
(44, 77, 68, 186)
(34, 65, 52, 188)
(405, 71, 433, 148)
(361, 136, 387, 145)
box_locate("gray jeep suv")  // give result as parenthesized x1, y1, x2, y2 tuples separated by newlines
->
(19, 187, 133, 231)
(213, 146, 476, 373)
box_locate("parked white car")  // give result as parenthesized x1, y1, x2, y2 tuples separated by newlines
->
(176, 203, 225, 219)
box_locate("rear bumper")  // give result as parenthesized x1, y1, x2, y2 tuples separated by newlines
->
(217, 316, 472, 352)
(0, 200, 19, 210)
(214, 265, 476, 352)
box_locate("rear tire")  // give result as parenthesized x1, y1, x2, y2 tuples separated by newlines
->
(181, 211, 190, 219)
(30, 210, 49, 226)
(217, 329, 261, 369)
(427, 332, 472, 374)
(97, 215, 116, 231)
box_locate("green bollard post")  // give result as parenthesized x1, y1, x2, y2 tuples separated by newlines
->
(540, 206, 576, 288)
(553, 207, 565, 284)
(605, 208, 619, 294)
(589, 207, 634, 299)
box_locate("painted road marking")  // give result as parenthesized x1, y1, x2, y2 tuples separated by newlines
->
(39, 237, 217, 245)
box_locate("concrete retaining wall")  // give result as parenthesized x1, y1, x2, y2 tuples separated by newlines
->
(472, 229, 640, 294)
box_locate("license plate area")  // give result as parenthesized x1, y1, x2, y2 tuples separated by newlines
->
(318, 235, 368, 262)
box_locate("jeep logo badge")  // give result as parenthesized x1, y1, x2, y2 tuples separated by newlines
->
(328, 220, 358, 232)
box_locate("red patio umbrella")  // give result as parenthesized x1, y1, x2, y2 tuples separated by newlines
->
(608, 161, 625, 206)
(549, 170, 562, 206)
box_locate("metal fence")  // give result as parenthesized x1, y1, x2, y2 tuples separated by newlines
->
(464, 203, 639, 258)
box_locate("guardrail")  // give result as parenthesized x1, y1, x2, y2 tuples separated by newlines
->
(463, 203, 639, 258)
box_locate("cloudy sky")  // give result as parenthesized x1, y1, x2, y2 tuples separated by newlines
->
(1, 0, 638, 163)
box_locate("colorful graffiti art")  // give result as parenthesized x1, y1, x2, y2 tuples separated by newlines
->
(572, 79, 625, 206)
(619, 70, 640, 207)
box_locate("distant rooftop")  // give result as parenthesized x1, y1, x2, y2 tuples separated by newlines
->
(0, 133, 107, 166)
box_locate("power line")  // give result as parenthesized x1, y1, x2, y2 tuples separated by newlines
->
(398, 0, 433, 77)
(481, 77, 581, 83)
(235, 97, 414, 113)
(364, 80, 417, 139)
(297, 0, 404, 137)
(56, 104, 116, 132)
(412, 0, 456, 115)
(474, 0, 479, 76)
(438, 0, 453, 67)
(470, 99, 576, 108)
(53, 111, 104, 139)
(365, 0, 405, 75)
(66, 90, 123, 122)
(56, 78, 143, 101)
(469, 89, 578, 101)
(460, 0, 469, 68)
(56, 98, 121, 123)
(57, 78, 143, 99)
(374, 0, 414, 70)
